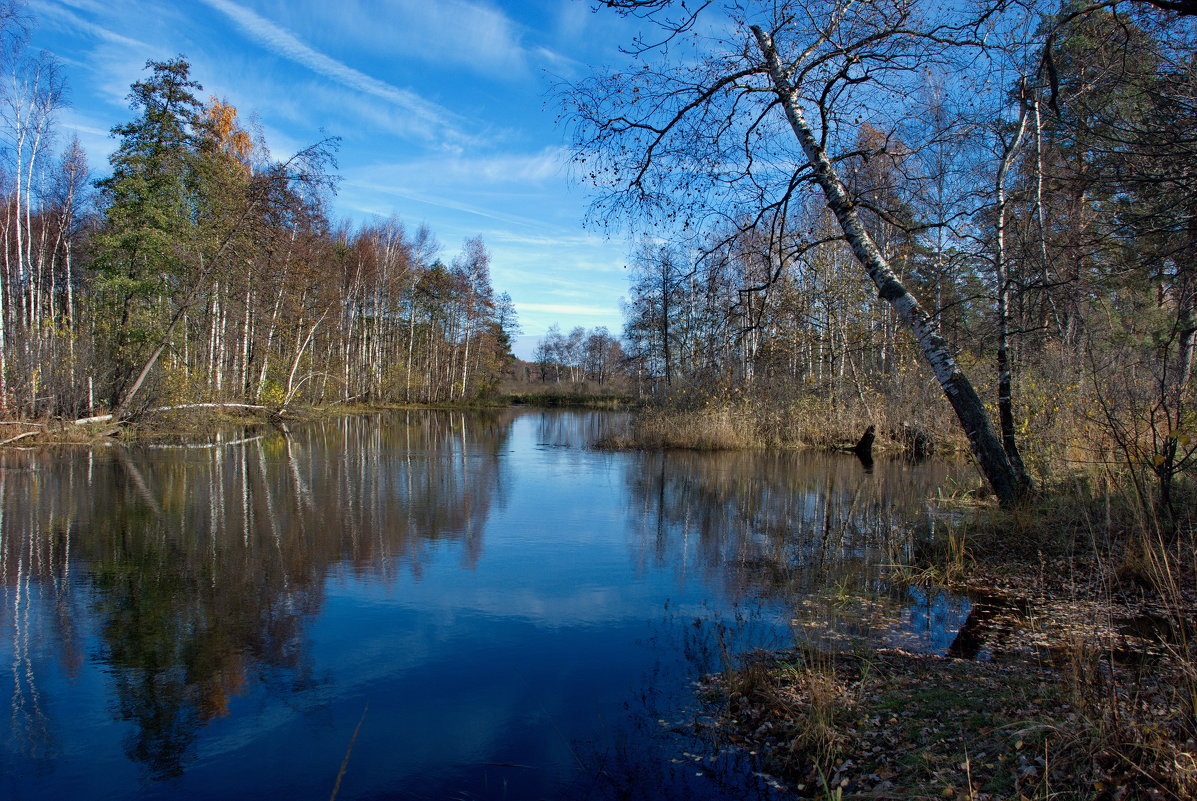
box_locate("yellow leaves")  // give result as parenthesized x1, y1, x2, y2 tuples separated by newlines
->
(203, 96, 254, 172)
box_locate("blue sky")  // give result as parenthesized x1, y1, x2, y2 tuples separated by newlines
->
(26, 0, 640, 359)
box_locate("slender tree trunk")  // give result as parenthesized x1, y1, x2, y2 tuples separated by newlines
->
(283, 309, 328, 408)
(753, 25, 1024, 505)
(460, 300, 473, 400)
(405, 287, 417, 403)
(64, 241, 75, 413)
(241, 286, 252, 398)
(257, 280, 285, 401)
(208, 286, 220, 395)
(0, 203, 8, 413)
(994, 103, 1033, 491)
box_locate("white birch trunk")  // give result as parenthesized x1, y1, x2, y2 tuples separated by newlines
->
(752, 25, 1023, 505)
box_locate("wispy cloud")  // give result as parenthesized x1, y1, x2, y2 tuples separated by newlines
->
(303, 0, 558, 78)
(58, 109, 117, 161)
(63, 122, 106, 136)
(488, 230, 606, 248)
(519, 303, 620, 317)
(532, 45, 584, 73)
(196, 0, 468, 144)
(348, 148, 566, 188)
(30, 0, 152, 50)
(345, 181, 548, 229)
(381, 0, 530, 74)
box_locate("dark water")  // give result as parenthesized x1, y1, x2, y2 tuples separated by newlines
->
(0, 409, 972, 800)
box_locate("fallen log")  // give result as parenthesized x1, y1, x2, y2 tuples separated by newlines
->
(0, 430, 41, 447)
(2, 403, 286, 448)
(144, 403, 270, 415)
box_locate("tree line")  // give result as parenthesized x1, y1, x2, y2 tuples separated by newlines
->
(574, 0, 1195, 512)
(531, 323, 624, 385)
(1, 11, 517, 421)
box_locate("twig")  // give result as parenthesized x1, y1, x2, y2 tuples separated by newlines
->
(329, 704, 369, 801)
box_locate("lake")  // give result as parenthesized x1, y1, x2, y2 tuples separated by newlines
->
(0, 408, 973, 800)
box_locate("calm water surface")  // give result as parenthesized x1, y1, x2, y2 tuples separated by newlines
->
(0, 409, 972, 800)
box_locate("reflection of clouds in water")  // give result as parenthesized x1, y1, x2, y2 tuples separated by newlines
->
(0, 409, 962, 800)
(788, 585, 974, 656)
(359, 579, 657, 629)
(534, 409, 631, 450)
(621, 447, 975, 650)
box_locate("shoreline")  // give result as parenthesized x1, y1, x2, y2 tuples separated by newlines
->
(0, 394, 641, 449)
(5, 403, 1192, 798)
(701, 529, 1196, 800)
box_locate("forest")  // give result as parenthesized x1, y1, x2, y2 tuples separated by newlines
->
(566, 1, 1197, 795)
(574, 0, 1196, 518)
(0, 17, 519, 426)
(1, 0, 1195, 796)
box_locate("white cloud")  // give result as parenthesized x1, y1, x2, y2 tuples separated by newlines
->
(62, 122, 105, 136)
(287, 0, 557, 78)
(343, 180, 549, 230)
(519, 302, 619, 316)
(30, 0, 152, 51)
(487, 230, 604, 248)
(532, 44, 584, 73)
(196, 0, 469, 145)
(348, 148, 566, 188)
(58, 111, 116, 163)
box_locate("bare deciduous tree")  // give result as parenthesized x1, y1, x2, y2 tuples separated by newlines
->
(568, 0, 1031, 503)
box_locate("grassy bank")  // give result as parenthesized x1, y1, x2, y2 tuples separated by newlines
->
(503, 390, 631, 409)
(596, 397, 965, 455)
(704, 484, 1196, 800)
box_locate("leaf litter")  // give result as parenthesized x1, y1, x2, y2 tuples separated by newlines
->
(696, 551, 1197, 800)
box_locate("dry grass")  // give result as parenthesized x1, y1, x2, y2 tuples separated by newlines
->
(627, 403, 768, 450)
(713, 647, 857, 793)
(596, 387, 974, 455)
(710, 640, 1195, 799)
(705, 474, 1196, 800)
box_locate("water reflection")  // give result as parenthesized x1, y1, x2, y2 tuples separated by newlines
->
(1, 410, 512, 781)
(1, 410, 972, 800)
(623, 448, 958, 596)
(621, 448, 978, 657)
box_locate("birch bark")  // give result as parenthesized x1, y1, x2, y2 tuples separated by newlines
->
(752, 25, 1024, 505)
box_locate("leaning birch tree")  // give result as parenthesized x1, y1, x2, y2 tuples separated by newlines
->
(568, 0, 1030, 504)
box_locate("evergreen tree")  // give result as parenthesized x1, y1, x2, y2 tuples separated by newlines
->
(91, 57, 204, 407)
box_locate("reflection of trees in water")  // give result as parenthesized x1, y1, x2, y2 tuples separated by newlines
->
(624, 449, 964, 601)
(0, 409, 511, 779)
(534, 410, 630, 451)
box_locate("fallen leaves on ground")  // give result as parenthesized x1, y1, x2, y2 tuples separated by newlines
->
(699, 550, 1197, 800)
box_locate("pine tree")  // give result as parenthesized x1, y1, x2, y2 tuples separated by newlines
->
(91, 57, 204, 408)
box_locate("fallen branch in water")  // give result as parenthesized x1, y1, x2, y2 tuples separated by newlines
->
(72, 413, 114, 425)
(143, 434, 266, 450)
(1, 412, 117, 447)
(0, 430, 41, 446)
(0, 403, 287, 448)
(144, 403, 270, 414)
(329, 704, 369, 801)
